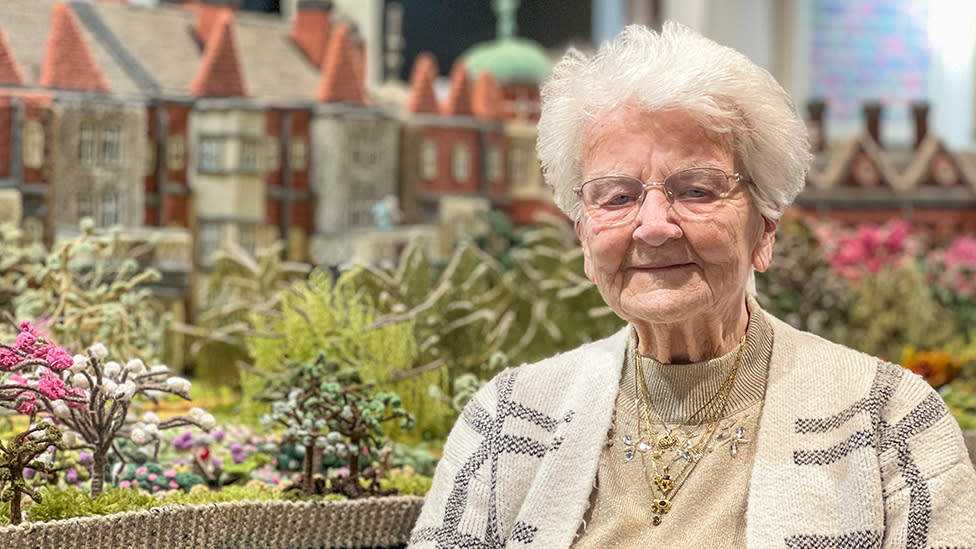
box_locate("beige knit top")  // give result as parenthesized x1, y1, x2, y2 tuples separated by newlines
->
(573, 298, 773, 548)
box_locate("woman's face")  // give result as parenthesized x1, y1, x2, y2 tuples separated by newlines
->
(576, 107, 776, 327)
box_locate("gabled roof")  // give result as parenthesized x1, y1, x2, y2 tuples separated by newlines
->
(291, 1, 330, 67)
(0, 25, 23, 85)
(472, 70, 502, 121)
(405, 52, 439, 114)
(901, 133, 976, 192)
(189, 11, 246, 97)
(316, 24, 365, 104)
(808, 132, 899, 190)
(441, 61, 473, 116)
(39, 2, 108, 92)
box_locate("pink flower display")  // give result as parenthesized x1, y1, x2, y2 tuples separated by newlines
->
(813, 219, 919, 282)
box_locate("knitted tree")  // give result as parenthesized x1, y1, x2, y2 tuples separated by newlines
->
(0, 422, 64, 525)
(8, 220, 166, 363)
(49, 344, 215, 498)
(260, 352, 413, 497)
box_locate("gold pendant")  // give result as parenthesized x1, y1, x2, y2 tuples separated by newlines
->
(653, 473, 673, 493)
(651, 498, 671, 514)
(658, 431, 677, 449)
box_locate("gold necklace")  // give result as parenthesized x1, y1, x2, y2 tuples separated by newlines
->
(631, 328, 745, 526)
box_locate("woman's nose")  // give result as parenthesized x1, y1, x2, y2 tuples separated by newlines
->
(632, 190, 682, 245)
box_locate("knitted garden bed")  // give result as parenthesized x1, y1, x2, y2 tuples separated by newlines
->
(0, 495, 424, 549)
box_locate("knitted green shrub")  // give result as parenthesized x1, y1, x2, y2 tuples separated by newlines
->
(840, 266, 956, 361)
(245, 268, 419, 429)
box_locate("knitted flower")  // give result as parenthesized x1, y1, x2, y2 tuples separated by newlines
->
(43, 345, 74, 372)
(18, 393, 37, 415)
(15, 331, 37, 351)
(0, 347, 20, 369)
(37, 371, 67, 400)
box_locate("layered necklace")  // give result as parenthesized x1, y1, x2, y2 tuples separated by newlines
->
(623, 328, 745, 526)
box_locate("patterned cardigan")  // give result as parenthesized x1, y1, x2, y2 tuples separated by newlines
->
(408, 313, 976, 548)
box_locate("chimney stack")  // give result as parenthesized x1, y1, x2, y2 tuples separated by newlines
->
(862, 101, 882, 147)
(292, 0, 332, 67)
(911, 101, 929, 150)
(806, 99, 826, 153)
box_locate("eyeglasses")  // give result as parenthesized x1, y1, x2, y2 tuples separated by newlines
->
(574, 167, 748, 226)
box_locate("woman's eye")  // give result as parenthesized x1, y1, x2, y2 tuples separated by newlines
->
(675, 187, 713, 200)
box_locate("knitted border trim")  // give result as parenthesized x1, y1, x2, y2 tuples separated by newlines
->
(0, 495, 425, 549)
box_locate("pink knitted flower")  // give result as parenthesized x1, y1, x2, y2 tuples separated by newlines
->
(14, 331, 37, 351)
(0, 348, 20, 369)
(19, 321, 38, 337)
(38, 371, 66, 400)
(18, 394, 37, 415)
(43, 346, 73, 372)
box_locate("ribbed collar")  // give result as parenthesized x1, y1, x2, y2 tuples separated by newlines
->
(626, 296, 773, 424)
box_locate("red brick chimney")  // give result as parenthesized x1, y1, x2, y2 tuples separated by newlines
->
(316, 24, 365, 104)
(472, 70, 503, 121)
(911, 101, 929, 150)
(441, 61, 473, 116)
(291, 0, 332, 67)
(189, 11, 246, 97)
(806, 99, 826, 153)
(39, 2, 109, 92)
(405, 52, 439, 114)
(194, 0, 234, 46)
(862, 101, 882, 147)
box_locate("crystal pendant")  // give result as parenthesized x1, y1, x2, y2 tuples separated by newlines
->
(622, 435, 633, 446)
(624, 448, 634, 462)
(638, 440, 652, 452)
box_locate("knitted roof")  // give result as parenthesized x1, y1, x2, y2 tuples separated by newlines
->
(39, 2, 109, 92)
(441, 61, 473, 116)
(316, 24, 364, 104)
(405, 52, 439, 114)
(472, 70, 503, 121)
(189, 11, 246, 97)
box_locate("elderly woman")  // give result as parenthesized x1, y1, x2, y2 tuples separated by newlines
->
(409, 23, 976, 548)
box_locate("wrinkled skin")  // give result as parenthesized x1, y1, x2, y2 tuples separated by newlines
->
(576, 106, 776, 363)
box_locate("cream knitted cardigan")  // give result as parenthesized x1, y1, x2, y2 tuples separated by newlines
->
(409, 314, 976, 548)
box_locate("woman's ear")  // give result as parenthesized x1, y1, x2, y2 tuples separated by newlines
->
(751, 216, 777, 272)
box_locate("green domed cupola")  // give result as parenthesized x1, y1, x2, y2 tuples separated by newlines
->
(461, 0, 551, 85)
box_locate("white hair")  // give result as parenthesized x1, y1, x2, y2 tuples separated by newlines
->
(537, 22, 812, 222)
